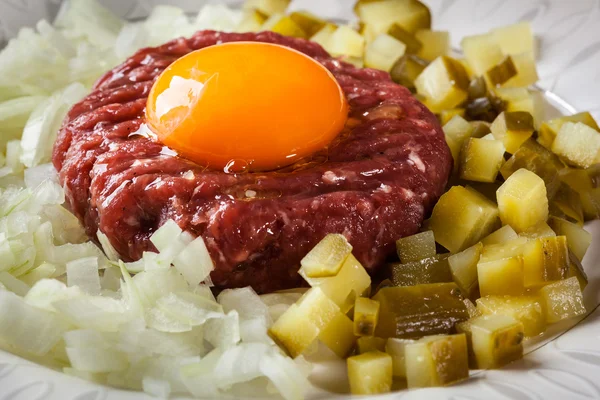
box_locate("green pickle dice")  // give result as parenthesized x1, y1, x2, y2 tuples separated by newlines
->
(552, 122, 600, 169)
(390, 254, 452, 287)
(364, 33, 407, 72)
(347, 351, 393, 395)
(476, 296, 546, 337)
(357, 336, 387, 354)
(550, 183, 585, 226)
(263, 15, 308, 38)
(448, 242, 483, 298)
(429, 186, 499, 253)
(355, 0, 431, 34)
(414, 29, 450, 61)
(460, 137, 506, 183)
(538, 112, 600, 149)
(457, 314, 524, 369)
(318, 311, 357, 358)
(415, 56, 470, 113)
(385, 338, 415, 378)
(300, 233, 353, 278)
(548, 216, 592, 261)
(521, 236, 569, 288)
(354, 297, 380, 336)
(390, 54, 427, 90)
(395, 230, 436, 263)
(405, 334, 469, 388)
(486, 56, 518, 87)
(477, 238, 527, 296)
(481, 225, 519, 246)
(538, 277, 586, 323)
(519, 221, 556, 239)
(440, 108, 467, 126)
(497, 168, 549, 232)
(568, 251, 589, 290)
(373, 283, 469, 339)
(289, 11, 326, 36)
(461, 33, 504, 76)
(387, 23, 423, 54)
(491, 111, 535, 154)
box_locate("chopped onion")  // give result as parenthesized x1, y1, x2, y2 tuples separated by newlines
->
(174, 235, 215, 286)
(96, 229, 119, 262)
(66, 256, 101, 295)
(142, 377, 172, 398)
(53, 295, 130, 332)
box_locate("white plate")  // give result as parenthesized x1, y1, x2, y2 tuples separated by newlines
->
(1, 1, 599, 399)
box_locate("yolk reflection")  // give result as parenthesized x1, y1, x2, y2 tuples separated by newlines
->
(145, 42, 348, 172)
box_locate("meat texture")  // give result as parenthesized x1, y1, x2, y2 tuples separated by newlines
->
(53, 31, 452, 293)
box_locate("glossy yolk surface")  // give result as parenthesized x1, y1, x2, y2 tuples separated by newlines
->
(146, 42, 348, 172)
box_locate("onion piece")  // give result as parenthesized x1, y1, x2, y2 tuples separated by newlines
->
(66, 256, 101, 295)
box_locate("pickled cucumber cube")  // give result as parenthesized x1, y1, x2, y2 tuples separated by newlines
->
(415, 56, 470, 113)
(355, 0, 431, 34)
(504, 52, 539, 88)
(481, 225, 518, 246)
(476, 296, 546, 337)
(328, 25, 365, 58)
(500, 139, 565, 199)
(405, 334, 469, 389)
(550, 183, 585, 226)
(354, 297, 380, 336)
(492, 22, 535, 56)
(568, 251, 588, 290)
(300, 234, 353, 278)
(243, 0, 290, 15)
(457, 314, 524, 369)
(309, 23, 337, 50)
(430, 186, 499, 253)
(440, 109, 466, 126)
(415, 29, 450, 62)
(390, 254, 452, 287)
(497, 168, 549, 232)
(388, 24, 422, 54)
(390, 54, 427, 90)
(385, 338, 415, 377)
(519, 222, 556, 239)
(443, 115, 475, 146)
(289, 11, 326, 37)
(552, 122, 600, 168)
(470, 121, 492, 138)
(478, 254, 525, 297)
(318, 311, 357, 358)
(357, 336, 387, 353)
(449, 242, 483, 298)
(548, 217, 591, 261)
(364, 33, 407, 72)
(347, 351, 393, 395)
(486, 56, 517, 87)
(538, 277, 586, 323)
(262, 14, 307, 38)
(460, 137, 506, 183)
(373, 283, 469, 339)
(521, 236, 569, 288)
(301, 254, 371, 313)
(461, 33, 504, 76)
(237, 9, 268, 32)
(396, 230, 436, 263)
(464, 298, 482, 318)
(538, 112, 600, 149)
(491, 111, 535, 154)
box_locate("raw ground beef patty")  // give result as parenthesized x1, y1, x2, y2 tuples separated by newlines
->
(53, 30, 453, 293)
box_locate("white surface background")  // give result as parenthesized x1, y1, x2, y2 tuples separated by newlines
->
(0, 1, 599, 399)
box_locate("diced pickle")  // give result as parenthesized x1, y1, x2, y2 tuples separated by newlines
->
(550, 183, 585, 226)
(364, 33, 407, 72)
(385, 338, 415, 377)
(464, 298, 482, 318)
(461, 33, 504, 76)
(415, 29, 450, 62)
(465, 96, 504, 123)
(389, 54, 427, 90)
(242, 0, 290, 15)
(405, 334, 469, 389)
(558, 167, 595, 194)
(477, 255, 525, 297)
(347, 351, 393, 395)
(289, 11, 326, 37)
(491, 111, 535, 154)
(440, 109, 466, 126)
(486, 56, 518, 87)
(481, 225, 518, 246)
(521, 236, 569, 288)
(568, 251, 588, 290)
(503, 52, 539, 88)
(300, 234, 352, 278)
(470, 121, 492, 138)
(429, 186, 499, 253)
(581, 187, 600, 221)
(357, 336, 387, 354)
(500, 139, 565, 199)
(497, 168, 549, 232)
(237, 9, 269, 32)
(301, 254, 371, 313)
(354, 297, 381, 336)
(396, 230, 436, 263)
(373, 283, 469, 339)
(328, 25, 366, 58)
(492, 22, 535, 56)
(415, 56, 470, 113)
(388, 24, 422, 54)
(519, 222, 556, 239)
(538, 277, 586, 323)
(309, 23, 337, 49)
(262, 14, 307, 38)
(548, 217, 592, 261)
(468, 76, 488, 100)
(390, 254, 452, 287)
(457, 315, 524, 369)
(355, 0, 431, 34)
(538, 112, 600, 149)
(449, 242, 483, 298)
(318, 312, 357, 358)
(552, 122, 600, 169)
(476, 296, 546, 337)
(443, 115, 475, 146)
(460, 137, 506, 183)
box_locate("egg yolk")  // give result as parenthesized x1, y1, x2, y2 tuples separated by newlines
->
(146, 42, 348, 172)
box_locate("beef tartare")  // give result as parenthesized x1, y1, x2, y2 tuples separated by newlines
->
(52, 30, 452, 293)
